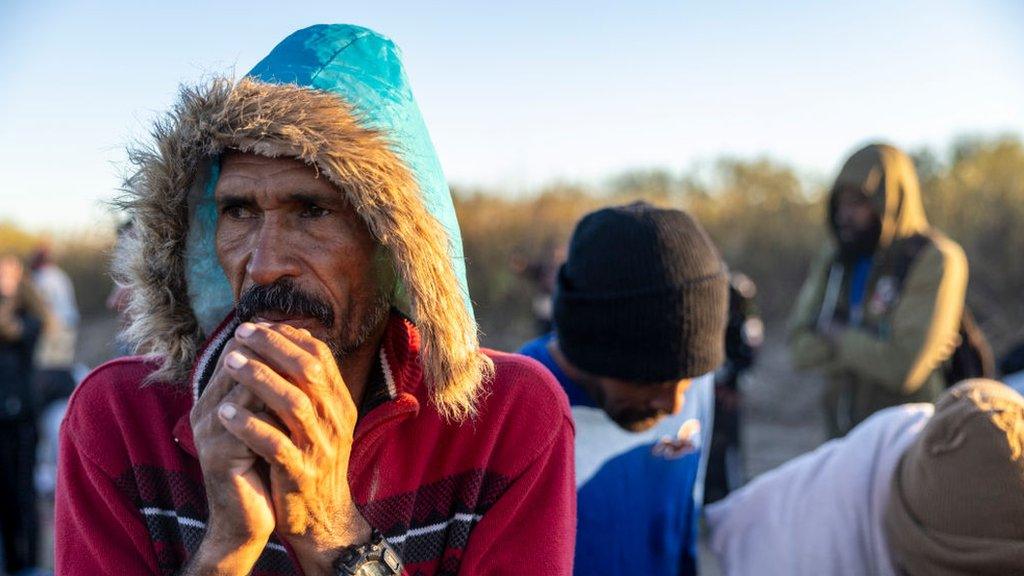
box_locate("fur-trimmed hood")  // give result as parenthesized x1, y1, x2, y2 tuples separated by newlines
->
(115, 24, 490, 419)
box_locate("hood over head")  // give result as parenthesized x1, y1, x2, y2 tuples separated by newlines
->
(828, 143, 930, 253)
(115, 24, 490, 419)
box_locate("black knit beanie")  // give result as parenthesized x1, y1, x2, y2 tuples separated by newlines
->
(554, 202, 728, 382)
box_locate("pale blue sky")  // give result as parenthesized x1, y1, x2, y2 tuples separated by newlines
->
(2, 0, 1022, 231)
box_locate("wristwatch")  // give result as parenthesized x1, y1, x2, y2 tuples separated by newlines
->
(333, 531, 403, 576)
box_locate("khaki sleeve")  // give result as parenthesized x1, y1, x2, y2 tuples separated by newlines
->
(788, 249, 837, 370)
(835, 239, 968, 394)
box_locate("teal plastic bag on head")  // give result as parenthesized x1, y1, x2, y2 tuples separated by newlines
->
(186, 24, 473, 334)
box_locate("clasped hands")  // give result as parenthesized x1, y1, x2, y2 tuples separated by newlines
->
(188, 322, 370, 576)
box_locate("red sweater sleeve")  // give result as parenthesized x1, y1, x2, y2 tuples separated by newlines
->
(457, 411, 576, 575)
(55, 377, 161, 574)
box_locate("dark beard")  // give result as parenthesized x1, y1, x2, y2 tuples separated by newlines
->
(577, 375, 667, 432)
(608, 408, 666, 432)
(236, 279, 391, 363)
(837, 217, 882, 262)
(333, 293, 392, 360)
(606, 407, 663, 430)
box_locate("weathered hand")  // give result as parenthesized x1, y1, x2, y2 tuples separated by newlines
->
(219, 322, 371, 574)
(187, 338, 275, 574)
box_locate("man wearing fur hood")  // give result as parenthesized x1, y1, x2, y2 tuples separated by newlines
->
(789, 143, 969, 437)
(55, 25, 575, 575)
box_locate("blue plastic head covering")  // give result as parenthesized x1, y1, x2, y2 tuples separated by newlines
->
(185, 24, 471, 334)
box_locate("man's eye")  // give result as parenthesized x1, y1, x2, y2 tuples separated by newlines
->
(300, 204, 329, 218)
(222, 205, 254, 219)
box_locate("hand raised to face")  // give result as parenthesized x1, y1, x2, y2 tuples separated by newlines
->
(218, 321, 372, 573)
(188, 336, 276, 575)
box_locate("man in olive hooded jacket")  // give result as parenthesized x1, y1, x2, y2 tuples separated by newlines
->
(788, 143, 968, 438)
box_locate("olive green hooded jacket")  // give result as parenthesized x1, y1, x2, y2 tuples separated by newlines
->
(788, 144, 968, 436)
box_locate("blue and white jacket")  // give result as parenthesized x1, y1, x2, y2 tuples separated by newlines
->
(520, 333, 714, 576)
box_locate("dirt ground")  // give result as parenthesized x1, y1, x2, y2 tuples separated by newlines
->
(48, 316, 828, 575)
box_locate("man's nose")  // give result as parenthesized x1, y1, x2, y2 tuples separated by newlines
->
(246, 219, 301, 285)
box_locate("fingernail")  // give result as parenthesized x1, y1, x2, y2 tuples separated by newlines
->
(236, 323, 256, 338)
(225, 350, 248, 369)
(219, 403, 237, 420)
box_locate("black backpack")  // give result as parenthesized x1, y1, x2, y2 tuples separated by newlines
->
(889, 235, 995, 386)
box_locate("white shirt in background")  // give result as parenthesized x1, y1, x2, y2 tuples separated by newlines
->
(706, 404, 933, 576)
(33, 264, 79, 328)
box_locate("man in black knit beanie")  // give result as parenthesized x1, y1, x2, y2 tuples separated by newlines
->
(519, 201, 729, 576)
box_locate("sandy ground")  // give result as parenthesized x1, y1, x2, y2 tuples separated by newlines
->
(39, 317, 828, 574)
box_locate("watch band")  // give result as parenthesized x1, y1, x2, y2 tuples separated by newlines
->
(334, 530, 403, 576)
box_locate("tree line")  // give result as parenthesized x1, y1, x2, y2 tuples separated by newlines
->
(3, 134, 1021, 356)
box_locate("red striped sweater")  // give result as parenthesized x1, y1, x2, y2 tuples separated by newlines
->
(55, 315, 576, 575)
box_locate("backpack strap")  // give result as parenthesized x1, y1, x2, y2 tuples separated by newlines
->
(883, 234, 932, 293)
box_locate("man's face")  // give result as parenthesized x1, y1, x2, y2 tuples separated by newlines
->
(214, 152, 392, 359)
(834, 186, 878, 246)
(585, 376, 692, 432)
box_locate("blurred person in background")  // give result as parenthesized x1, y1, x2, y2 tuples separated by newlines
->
(520, 201, 728, 576)
(789, 143, 970, 437)
(29, 244, 79, 407)
(0, 254, 49, 576)
(29, 244, 81, 500)
(510, 240, 566, 335)
(705, 272, 763, 503)
(706, 378, 1024, 575)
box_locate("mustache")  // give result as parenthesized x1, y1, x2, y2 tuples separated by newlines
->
(235, 279, 334, 328)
